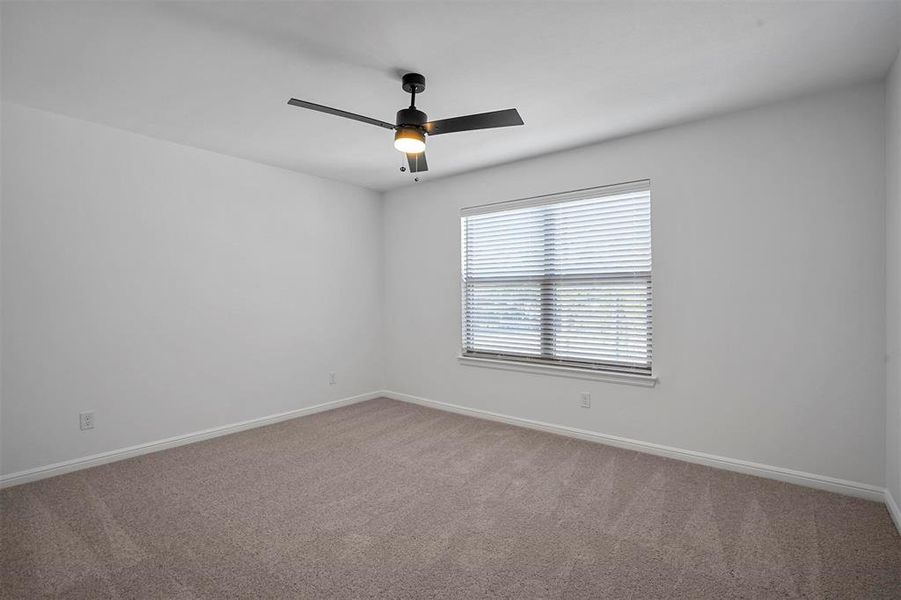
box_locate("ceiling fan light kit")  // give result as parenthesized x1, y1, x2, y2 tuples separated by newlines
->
(394, 128, 426, 154)
(287, 72, 523, 176)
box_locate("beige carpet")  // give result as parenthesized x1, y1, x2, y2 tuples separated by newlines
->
(1, 398, 899, 599)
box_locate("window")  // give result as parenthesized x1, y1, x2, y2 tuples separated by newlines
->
(460, 180, 652, 376)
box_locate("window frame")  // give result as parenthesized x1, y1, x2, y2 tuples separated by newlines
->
(459, 180, 655, 385)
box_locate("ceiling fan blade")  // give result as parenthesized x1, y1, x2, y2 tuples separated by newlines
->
(425, 108, 523, 136)
(287, 98, 395, 130)
(407, 152, 428, 173)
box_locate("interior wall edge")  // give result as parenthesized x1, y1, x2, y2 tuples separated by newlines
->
(4, 389, 896, 535)
(0, 100, 382, 196)
(887, 488, 901, 535)
(380, 390, 888, 504)
(0, 390, 383, 490)
(884, 43, 901, 532)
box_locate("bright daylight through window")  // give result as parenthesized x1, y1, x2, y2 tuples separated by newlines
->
(461, 180, 652, 376)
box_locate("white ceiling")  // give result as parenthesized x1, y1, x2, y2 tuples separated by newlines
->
(3, 1, 899, 191)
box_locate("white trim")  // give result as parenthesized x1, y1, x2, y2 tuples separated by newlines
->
(458, 355, 657, 387)
(381, 390, 885, 502)
(0, 391, 381, 489)
(460, 179, 651, 216)
(886, 489, 901, 535)
(5, 389, 893, 518)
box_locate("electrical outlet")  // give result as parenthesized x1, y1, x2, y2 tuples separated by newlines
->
(580, 392, 591, 408)
(328, 371, 336, 385)
(79, 411, 95, 430)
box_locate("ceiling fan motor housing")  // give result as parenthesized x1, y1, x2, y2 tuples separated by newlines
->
(396, 108, 428, 129)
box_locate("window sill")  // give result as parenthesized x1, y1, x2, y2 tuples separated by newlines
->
(457, 355, 658, 387)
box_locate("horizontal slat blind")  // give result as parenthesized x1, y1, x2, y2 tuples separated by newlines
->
(461, 181, 652, 375)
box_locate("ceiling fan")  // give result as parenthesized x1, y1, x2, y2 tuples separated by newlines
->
(287, 73, 524, 175)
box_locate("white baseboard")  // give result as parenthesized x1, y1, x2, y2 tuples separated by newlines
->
(381, 390, 887, 503)
(6, 389, 896, 533)
(886, 489, 901, 535)
(0, 391, 381, 489)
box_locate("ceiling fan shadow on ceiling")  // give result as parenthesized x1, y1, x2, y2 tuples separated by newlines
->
(287, 72, 523, 179)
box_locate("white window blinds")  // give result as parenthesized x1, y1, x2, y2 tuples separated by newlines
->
(461, 180, 652, 375)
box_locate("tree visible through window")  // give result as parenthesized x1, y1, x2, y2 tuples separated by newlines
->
(461, 180, 652, 375)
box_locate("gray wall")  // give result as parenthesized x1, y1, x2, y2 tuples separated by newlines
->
(1, 81, 893, 495)
(0, 103, 384, 475)
(383, 83, 888, 487)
